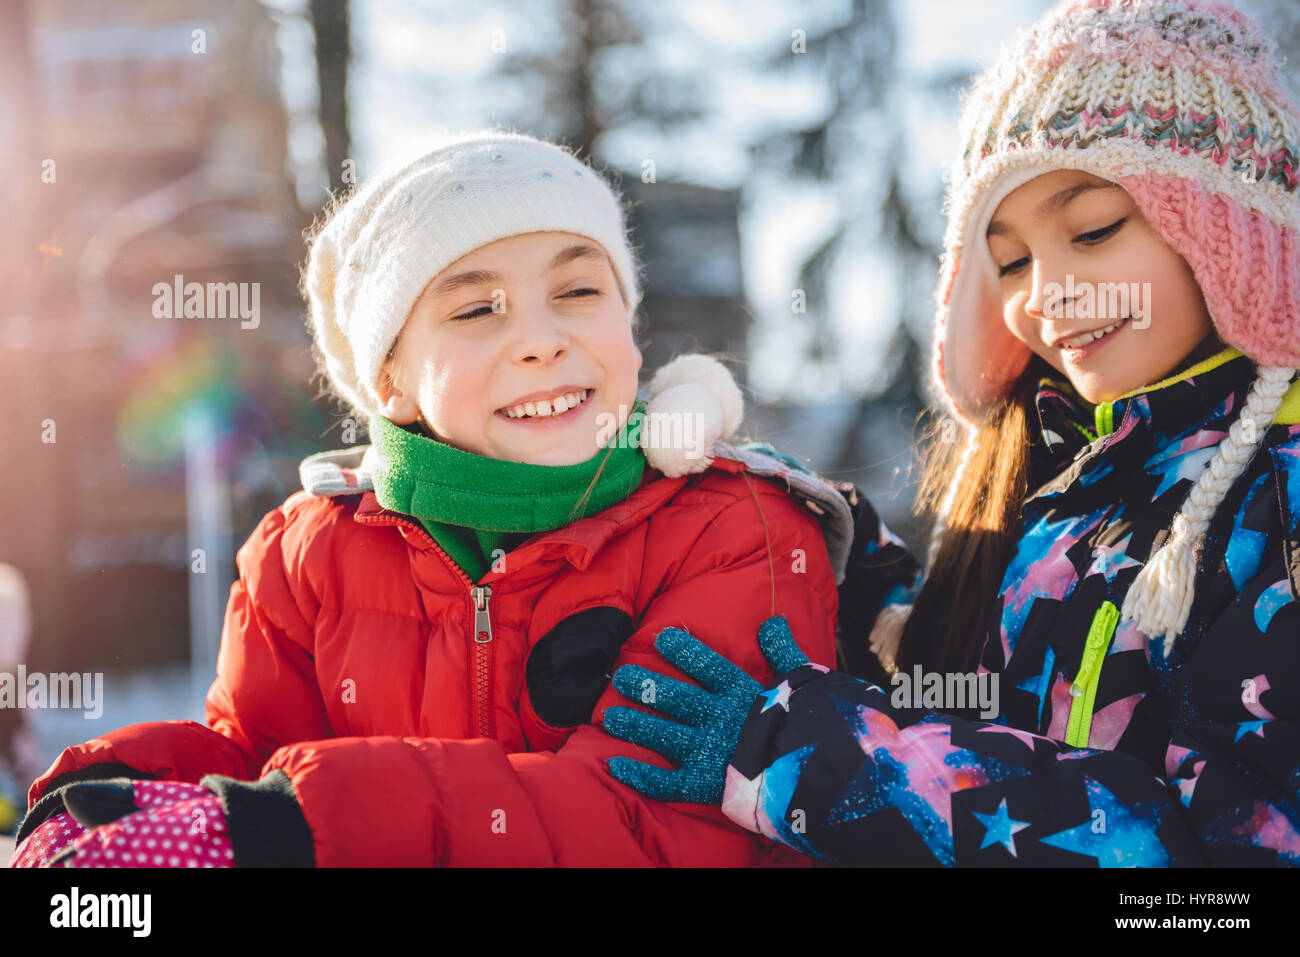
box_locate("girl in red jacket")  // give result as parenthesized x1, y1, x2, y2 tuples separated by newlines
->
(8, 131, 851, 868)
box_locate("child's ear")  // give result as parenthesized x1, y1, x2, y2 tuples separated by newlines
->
(375, 359, 420, 425)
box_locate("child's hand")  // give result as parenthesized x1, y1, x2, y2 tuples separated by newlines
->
(63, 779, 216, 826)
(5, 775, 189, 867)
(602, 615, 814, 804)
(48, 779, 232, 868)
(45, 772, 312, 867)
(8, 811, 88, 868)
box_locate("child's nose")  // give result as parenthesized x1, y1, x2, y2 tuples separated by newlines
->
(1024, 257, 1069, 320)
(510, 301, 571, 364)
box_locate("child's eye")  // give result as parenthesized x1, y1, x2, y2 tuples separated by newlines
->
(561, 287, 601, 299)
(452, 305, 495, 321)
(997, 256, 1029, 278)
(1075, 217, 1126, 244)
(996, 217, 1127, 278)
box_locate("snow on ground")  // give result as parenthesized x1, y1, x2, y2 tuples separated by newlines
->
(2, 665, 199, 812)
(2, 666, 197, 860)
(25, 664, 201, 770)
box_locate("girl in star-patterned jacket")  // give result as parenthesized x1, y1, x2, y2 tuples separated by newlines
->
(599, 0, 1300, 866)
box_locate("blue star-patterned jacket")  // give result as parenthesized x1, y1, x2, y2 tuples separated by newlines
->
(723, 348, 1300, 866)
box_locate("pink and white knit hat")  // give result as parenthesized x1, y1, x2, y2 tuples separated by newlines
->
(918, 0, 1300, 652)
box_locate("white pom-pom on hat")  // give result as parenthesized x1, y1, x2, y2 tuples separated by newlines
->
(640, 354, 744, 477)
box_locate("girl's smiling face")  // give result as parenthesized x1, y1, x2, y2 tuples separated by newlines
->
(986, 169, 1217, 404)
(375, 230, 643, 466)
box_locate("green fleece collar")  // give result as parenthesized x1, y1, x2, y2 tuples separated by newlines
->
(367, 401, 648, 581)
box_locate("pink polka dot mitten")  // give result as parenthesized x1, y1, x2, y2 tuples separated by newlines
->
(8, 811, 88, 868)
(48, 780, 233, 868)
(41, 772, 315, 867)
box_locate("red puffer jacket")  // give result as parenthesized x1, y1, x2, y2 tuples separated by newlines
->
(23, 443, 848, 866)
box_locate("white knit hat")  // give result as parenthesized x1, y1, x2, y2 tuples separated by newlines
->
(302, 131, 643, 426)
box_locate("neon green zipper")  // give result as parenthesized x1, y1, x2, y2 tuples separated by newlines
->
(1065, 601, 1120, 747)
(1094, 401, 1115, 438)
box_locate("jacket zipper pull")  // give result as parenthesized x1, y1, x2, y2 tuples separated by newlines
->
(472, 585, 493, 644)
(1070, 655, 1098, 697)
(1070, 601, 1118, 697)
(1064, 601, 1120, 748)
(1070, 631, 1106, 697)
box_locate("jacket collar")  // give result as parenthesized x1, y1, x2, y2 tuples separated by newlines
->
(1030, 347, 1256, 496)
(367, 404, 648, 535)
(1033, 376, 1096, 479)
(353, 468, 688, 576)
(1097, 346, 1254, 440)
(300, 438, 858, 585)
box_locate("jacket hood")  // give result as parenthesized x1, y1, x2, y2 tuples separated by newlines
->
(297, 439, 858, 585)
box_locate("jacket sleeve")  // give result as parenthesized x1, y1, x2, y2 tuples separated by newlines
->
(835, 491, 923, 682)
(252, 479, 842, 866)
(716, 513, 1300, 867)
(24, 498, 335, 812)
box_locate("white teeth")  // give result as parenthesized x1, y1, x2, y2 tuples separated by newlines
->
(503, 389, 588, 419)
(1061, 317, 1127, 350)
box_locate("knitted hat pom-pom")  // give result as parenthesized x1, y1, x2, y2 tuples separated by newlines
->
(641, 355, 744, 477)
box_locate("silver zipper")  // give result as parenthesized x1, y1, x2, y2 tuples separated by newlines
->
(472, 585, 493, 644)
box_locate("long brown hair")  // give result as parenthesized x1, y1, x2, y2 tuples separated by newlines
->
(895, 355, 1055, 676)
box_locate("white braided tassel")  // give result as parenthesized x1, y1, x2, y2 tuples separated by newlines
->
(867, 602, 912, 676)
(1120, 511, 1201, 656)
(1122, 366, 1296, 657)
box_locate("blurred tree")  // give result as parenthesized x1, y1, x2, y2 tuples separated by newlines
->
(311, 0, 352, 195)
(0, 0, 37, 324)
(463, 0, 751, 374)
(751, 1, 896, 358)
(483, 0, 706, 162)
(748, 0, 940, 476)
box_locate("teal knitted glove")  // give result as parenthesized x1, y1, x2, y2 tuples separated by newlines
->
(602, 615, 810, 804)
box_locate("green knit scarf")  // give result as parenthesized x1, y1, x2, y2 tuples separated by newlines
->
(368, 400, 647, 581)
